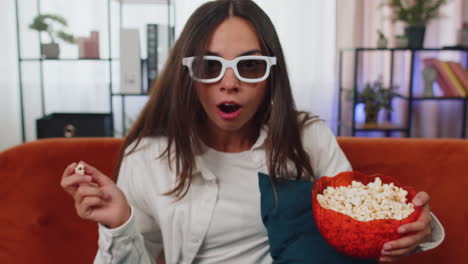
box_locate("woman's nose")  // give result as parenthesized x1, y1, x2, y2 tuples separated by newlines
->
(219, 67, 240, 92)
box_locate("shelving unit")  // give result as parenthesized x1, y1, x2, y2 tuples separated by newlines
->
(337, 47, 468, 138)
(14, 0, 175, 142)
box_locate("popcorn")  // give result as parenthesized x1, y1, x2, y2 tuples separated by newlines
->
(316, 177, 415, 221)
(75, 163, 85, 175)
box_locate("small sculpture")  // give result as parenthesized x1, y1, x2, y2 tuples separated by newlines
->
(377, 30, 388, 48)
(422, 67, 437, 97)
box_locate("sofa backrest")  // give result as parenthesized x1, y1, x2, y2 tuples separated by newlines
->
(0, 137, 465, 263)
(0, 138, 122, 264)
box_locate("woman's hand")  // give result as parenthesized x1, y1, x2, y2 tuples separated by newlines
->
(61, 161, 131, 229)
(379, 192, 432, 262)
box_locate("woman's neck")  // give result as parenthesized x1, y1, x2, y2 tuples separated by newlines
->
(199, 122, 259, 153)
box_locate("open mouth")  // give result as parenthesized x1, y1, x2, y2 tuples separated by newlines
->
(217, 102, 241, 114)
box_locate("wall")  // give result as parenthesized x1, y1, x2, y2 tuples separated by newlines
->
(0, 0, 21, 151)
(464, 0, 468, 22)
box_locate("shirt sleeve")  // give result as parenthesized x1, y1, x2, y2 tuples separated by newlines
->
(302, 120, 352, 178)
(417, 212, 445, 252)
(93, 146, 163, 264)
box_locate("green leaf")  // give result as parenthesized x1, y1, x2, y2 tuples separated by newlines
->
(29, 13, 75, 44)
(383, 0, 448, 25)
(57, 30, 76, 44)
(357, 79, 395, 112)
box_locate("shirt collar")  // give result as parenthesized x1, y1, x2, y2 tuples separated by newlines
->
(193, 125, 268, 178)
(251, 124, 268, 150)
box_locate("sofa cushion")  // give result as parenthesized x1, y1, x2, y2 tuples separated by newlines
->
(258, 172, 376, 263)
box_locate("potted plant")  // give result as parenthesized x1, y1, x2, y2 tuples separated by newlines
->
(29, 14, 76, 59)
(383, 0, 448, 48)
(357, 79, 393, 124)
(395, 34, 408, 48)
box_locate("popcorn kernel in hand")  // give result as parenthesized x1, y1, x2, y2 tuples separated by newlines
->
(75, 163, 85, 175)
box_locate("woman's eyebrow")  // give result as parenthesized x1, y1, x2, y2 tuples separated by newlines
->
(204, 49, 262, 57)
(237, 49, 262, 56)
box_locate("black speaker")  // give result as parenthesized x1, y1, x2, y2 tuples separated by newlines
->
(36, 113, 114, 138)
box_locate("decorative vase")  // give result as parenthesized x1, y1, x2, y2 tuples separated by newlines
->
(78, 31, 100, 59)
(395, 37, 408, 48)
(404, 25, 426, 49)
(364, 104, 379, 124)
(40, 43, 60, 59)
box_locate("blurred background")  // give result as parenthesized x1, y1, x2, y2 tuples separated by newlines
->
(0, 0, 467, 151)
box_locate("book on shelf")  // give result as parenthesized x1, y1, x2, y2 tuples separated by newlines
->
(423, 58, 462, 97)
(447, 62, 468, 93)
(147, 24, 158, 92)
(146, 24, 173, 92)
(120, 28, 142, 94)
(439, 61, 466, 97)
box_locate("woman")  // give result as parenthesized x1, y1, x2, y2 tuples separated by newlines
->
(61, 0, 443, 263)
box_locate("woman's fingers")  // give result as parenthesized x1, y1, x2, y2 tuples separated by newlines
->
(397, 204, 431, 236)
(61, 161, 113, 196)
(76, 196, 104, 219)
(381, 223, 430, 261)
(398, 219, 427, 234)
(79, 161, 114, 186)
(62, 162, 77, 178)
(412, 191, 430, 207)
(381, 244, 418, 257)
(61, 174, 93, 195)
(383, 234, 418, 252)
(74, 184, 108, 204)
(61, 161, 123, 224)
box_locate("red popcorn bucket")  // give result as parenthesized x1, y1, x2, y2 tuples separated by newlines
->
(312, 171, 423, 259)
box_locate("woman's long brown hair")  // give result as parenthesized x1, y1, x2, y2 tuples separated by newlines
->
(116, 0, 316, 198)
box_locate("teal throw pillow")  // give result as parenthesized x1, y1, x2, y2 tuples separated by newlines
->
(258, 172, 377, 264)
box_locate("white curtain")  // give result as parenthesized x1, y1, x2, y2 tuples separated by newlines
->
(0, 0, 336, 151)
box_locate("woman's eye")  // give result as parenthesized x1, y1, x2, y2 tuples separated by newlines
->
(204, 60, 220, 72)
(242, 60, 258, 69)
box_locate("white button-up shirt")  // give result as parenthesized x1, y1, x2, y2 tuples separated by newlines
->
(93, 120, 444, 264)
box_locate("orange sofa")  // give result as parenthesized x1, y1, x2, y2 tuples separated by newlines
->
(0, 137, 464, 263)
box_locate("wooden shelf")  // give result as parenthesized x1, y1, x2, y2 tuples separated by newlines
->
(337, 47, 467, 137)
(411, 96, 466, 101)
(355, 122, 407, 131)
(20, 58, 111, 61)
(112, 93, 149, 96)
